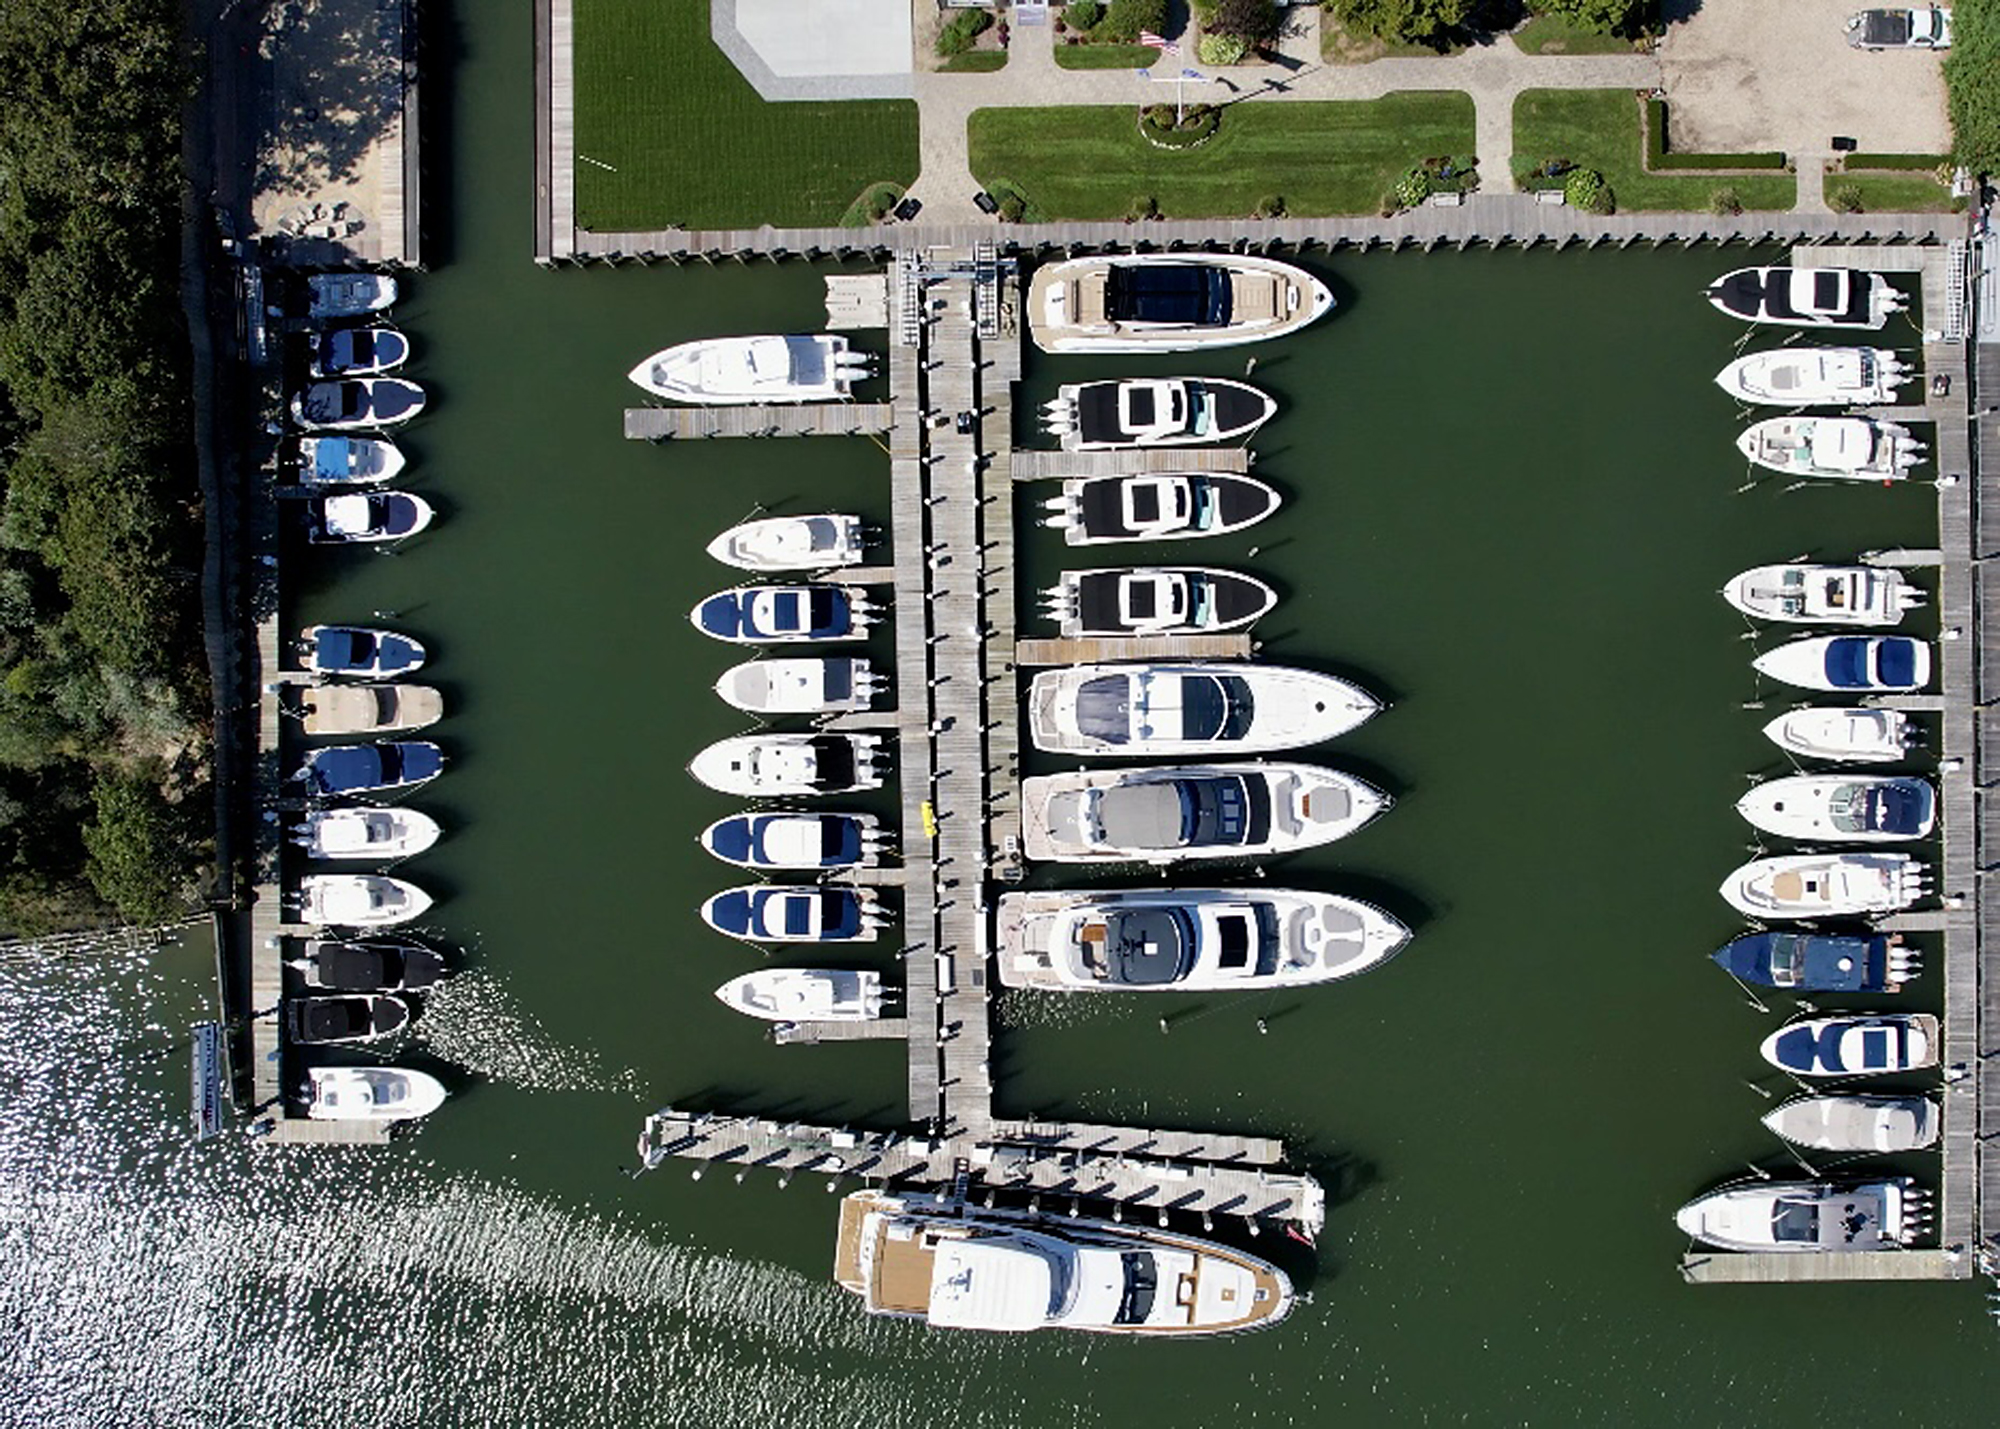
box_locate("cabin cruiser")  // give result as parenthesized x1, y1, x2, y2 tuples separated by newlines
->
(304, 1065, 446, 1122)
(715, 968, 884, 1023)
(1040, 379, 1274, 451)
(1040, 567, 1276, 638)
(290, 377, 427, 430)
(700, 885, 888, 944)
(688, 733, 887, 796)
(1735, 774, 1935, 842)
(1714, 347, 1912, 406)
(1710, 930, 1918, 993)
(1753, 634, 1929, 692)
(287, 993, 410, 1045)
(1759, 1013, 1941, 1076)
(300, 624, 426, 678)
(690, 584, 877, 643)
(297, 434, 406, 485)
(295, 741, 445, 798)
(1705, 267, 1908, 329)
(997, 887, 1410, 991)
(626, 334, 868, 403)
(305, 491, 434, 545)
(700, 811, 886, 870)
(706, 514, 867, 572)
(1042, 473, 1280, 546)
(1722, 564, 1921, 626)
(836, 1190, 1294, 1335)
(1028, 663, 1381, 756)
(305, 273, 397, 320)
(295, 873, 433, 928)
(1027, 253, 1333, 354)
(1762, 706, 1914, 763)
(1020, 763, 1389, 863)
(1674, 1178, 1925, 1252)
(294, 806, 442, 861)
(714, 657, 884, 715)
(1736, 416, 1923, 480)
(1763, 1095, 1940, 1152)
(295, 682, 443, 736)
(1849, 6, 1953, 49)
(291, 936, 447, 992)
(1720, 851, 1926, 919)
(309, 324, 410, 377)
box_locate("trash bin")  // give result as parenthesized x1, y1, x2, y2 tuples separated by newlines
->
(973, 191, 1001, 215)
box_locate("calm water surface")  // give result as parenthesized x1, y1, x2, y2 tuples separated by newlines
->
(5, 8, 1999, 1425)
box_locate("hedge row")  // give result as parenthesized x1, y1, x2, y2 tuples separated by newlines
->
(1643, 98, 1786, 171)
(1843, 152, 1952, 171)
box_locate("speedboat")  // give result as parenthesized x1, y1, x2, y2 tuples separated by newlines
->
(1736, 416, 1923, 480)
(1763, 1095, 1940, 1152)
(1719, 852, 1926, 919)
(1040, 378, 1275, 451)
(1714, 347, 1912, 406)
(290, 377, 427, 429)
(1027, 253, 1333, 354)
(835, 1189, 1295, 1334)
(1722, 564, 1922, 625)
(1040, 567, 1277, 638)
(713, 657, 884, 715)
(1020, 762, 1389, 863)
(286, 993, 410, 1045)
(706, 514, 867, 572)
(688, 733, 886, 796)
(1705, 267, 1908, 329)
(689, 584, 877, 643)
(1735, 774, 1935, 842)
(299, 624, 425, 678)
(997, 887, 1410, 991)
(626, 334, 868, 403)
(716, 968, 885, 1023)
(304, 1065, 446, 1122)
(295, 682, 443, 735)
(305, 491, 434, 544)
(296, 434, 406, 485)
(1710, 930, 1919, 992)
(295, 741, 445, 797)
(1759, 1013, 1941, 1076)
(295, 873, 433, 927)
(1042, 473, 1280, 546)
(1762, 706, 1914, 763)
(290, 936, 447, 992)
(699, 811, 886, 870)
(309, 324, 410, 376)
(1028, 662, 1381, 756)
(305, 273, 397, 320)
(700, 885, 888, 944)
(1849, 7, 1953, 49)
(1752, 634, 1929, 692)
(1674, 1178, 1926, 1252)
(294, 806, 442, 861)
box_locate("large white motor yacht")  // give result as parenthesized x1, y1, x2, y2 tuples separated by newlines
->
(705, 514, 867, 571)
(1673, 1178, 1925, 1252)
(1722, 563, 1921, 625)
(1761, 706, 1914, 763)
(1705, 267, 1908, 329)
(295, 873, 434, 927)
(1040, 378, 1275, 451)
(626, 334, 868, 403)
(1736, 415, 1923, 480)
(715, 968, 884, 1023)
(294, 807, 443, 861)
(1718, 852, 1927, 919)
(1735, 774, 1934, 843)
(1027, 254, 1333, 354)
(713, 657, 883, 715)
(1028, 662, 1381, 756)
(688, 733, 886, 797)
(1761, 1094, 1940, 1152)
(1714, 347, 1912, 406)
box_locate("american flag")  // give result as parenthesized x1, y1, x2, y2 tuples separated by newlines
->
(1140, 30, 1178, 54)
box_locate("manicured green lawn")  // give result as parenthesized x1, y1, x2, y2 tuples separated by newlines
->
(968, 92, 1476, 220)
(1510, 16, 1641, 55)
(1512, 89, 1796, 211)
(1054, 43, 1165, 69)
(572, 0, 919, 230)
(941, 50, 1010, 72)
(1831, 173, 1962, 213)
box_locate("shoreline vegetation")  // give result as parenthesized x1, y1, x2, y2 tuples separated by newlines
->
(0, 0, 209, 932)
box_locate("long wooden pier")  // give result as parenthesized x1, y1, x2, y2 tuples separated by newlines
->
(1015, 634, 1254, 665)
(622, 404, 894, 440)
(1011, 448, 1253, 480)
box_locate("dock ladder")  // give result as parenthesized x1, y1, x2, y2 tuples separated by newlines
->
(895, 258, 923, 348)
(974, 243, 1000, 340)
(1942, 240, 1968, 341)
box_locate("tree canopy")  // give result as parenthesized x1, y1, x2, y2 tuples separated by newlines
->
(1946, 0, 2000, 176)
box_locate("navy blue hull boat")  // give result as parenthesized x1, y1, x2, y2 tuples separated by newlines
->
(291, 936, 446, 992)
(297, 741, 445, 797)
(701, 885, 888, 944)
(1711, 930, 1918, 992)
(690, 584, 877, 643)
(300, 624, 426, 678)
(699, 811, 885, 870)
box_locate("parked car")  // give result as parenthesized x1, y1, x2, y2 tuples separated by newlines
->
(1847, 6, 1952, 48)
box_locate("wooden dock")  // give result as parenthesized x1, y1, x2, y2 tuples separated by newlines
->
(1015, 634, 1254, 666)
(622, 404, 893, 440)
(1011, 448, 1253, 481)
(1679, 1249, 1958, 1284)
(773, 1017, 910, 1045)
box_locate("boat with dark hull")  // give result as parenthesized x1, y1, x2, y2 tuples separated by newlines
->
(287, 993, 410, 1045)
(291, 936, 447, 992)
(1040, 567, 1277, 638)
(699, 811, 887, 870)
(1040, 378, 1275, 451)
(1705, 267, 1908, 329)
(1040, 473, 1280, 546)
(1710, 930, 1918, 993)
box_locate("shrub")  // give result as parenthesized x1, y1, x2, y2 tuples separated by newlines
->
(1138, 102, 1220, 146)
(1330, 0, 1475, 46)
(1528, 0, 1648, 34)
(1205, 0, 1282, 38)
(1393, 165, 1434, 208)
(999, 192, 1026, 222)
(1254, 193, 1287, 218)
(936, 7, 994, 57)
(83, 771, 186, 924)
(1098, 0, 1168, 42)
(1199, 32, 1249, 62)
(1125, 193, 1160, 222)
(1828, 181, 1865, 213)
(1064, 0, 1103, 28)
(1564, 167, 1613, 212)
(1709, 185, 1743, 215)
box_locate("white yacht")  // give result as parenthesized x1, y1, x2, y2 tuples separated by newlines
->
(715, 968, 884, 1023)
(1042, 472, 1281, 546)
(1761, 706, 1914, 763)
(295, 682, 444, 736)
(688, 733, 886, 797)
(304, 1065, 446, 1122)
(1705, 267, 1909, 329)
(1040, 378, 1275, 451)
(997, 887, 1410, 991)
(1753, 634, 1930, 692)
(1040, 567, 1276, 638)
(295, 873, 434, 927)
(297, 434, 406, 485)
(1735, 774, 1935, 842)
(1736, 415, 1923, 480)
(290, 377, 427, 430)
(1762, 1012, 1941, 1077)
(305, 491, 434, 545)
(698, 811, 886, 870)
(1762, 1094, 1940, 1152)
(294, 807, 443, 861)
(705, 514, 867, 572)
(309, 323, 410, 377)
(1674, 1178, 1925, 1253)
(1714, 347, 1912, 406)
(626, 334, 868, 403)
(834, 1190, 1295, 1335)
(1718, 852, 1927, 919)
(1027, 253, 1333, 354)
(305, 272, 397, 319)
(1028, 662, 1381, 756)
(713, 657, 883, 715)
(1722, 564, 1922, 625)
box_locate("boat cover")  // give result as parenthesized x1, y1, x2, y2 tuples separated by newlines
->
(711, 887, 863, 939)
(1876, 638, 1920, 687)
(1772, 1017, 1918, 1074)
(308, 939, 443, 991)
(697, 587, 850, 640)
(309, 626, 422, 674)
(1076, 382, 1155, 445)
(1086, 907, 1193, 985)
(304, 741, 442, 795)
(1105, 264, 1230, 327)
(1711, 931, 1889, 992)
(1806, 420, 1872, 472)
(292, 995, 407, 1042)
(319, 327, 407, 373)
(1822, 638, 1875, 688)
(308, 436, 357, 481)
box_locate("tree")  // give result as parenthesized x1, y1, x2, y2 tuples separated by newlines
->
(1528, 0, 1646, 33)
(82, 771, 187, 924)
(1330, 0, 1476, 46)
(1200, 0, 1282, 39)
(1097, 0, 1169, 42)
(1945, 0, 2000, 177)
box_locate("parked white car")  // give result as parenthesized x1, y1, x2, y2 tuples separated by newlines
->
(1847, 6, 1952, 48)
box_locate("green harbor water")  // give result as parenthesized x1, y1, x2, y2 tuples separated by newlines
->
(6, 8, 2000, 1425)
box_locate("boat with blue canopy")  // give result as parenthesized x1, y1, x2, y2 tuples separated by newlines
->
(296, 741, 445, 797)
(297, 434, 405, 485)
(300, 624, 426, 678)
(699, 811, 885, 870)
(700, 885, 888, 944)
(1758, 1013, 1940, 1076)
(1709, 930, 1917, 992)
(690, 585, 877, 643)
(310, 324, 410, 377)
(1752, 634, 1930, 692)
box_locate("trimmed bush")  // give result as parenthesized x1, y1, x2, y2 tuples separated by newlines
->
(936, 7, 994, 57)
(1098, 0, 1169, 41)
(1708, 185, 1743, 215)
(1138, 102, 1221, 147)
(1199, 32, 1250, 63)
(1828, 181, 1865, 213)
(1125, 192, 1161, 222)
(1644, 97, 1786, 171)
(1065, 0, 1104, 27)
(1844, 152, 1953, 171)
(1254, 193, 1287, 217)
(1564, 166, 1613, 212)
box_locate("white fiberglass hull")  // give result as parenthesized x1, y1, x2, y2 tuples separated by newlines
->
(688, 734, 886, 797)
(714, 657, 882, 714)
(298, 807, 443, 860)
(1761, 706, 1912, 763)
(297, 873, 434, 927)
(1028, 254, 1334, 354)
(715, 969, 884, 1022)
(306, 1065, 446, 1121)
(1762, 1095, 1940, 1152)
(1674, 1178, 1921, 1252)
(1722, 564, 1920, 626)
(627, 334, 863, 403)
(1735, 416, 1922, 480)
(1714, 347, 1911, 406)
(1028, 663, 1381, 756)
(705, 514, 866, 572)
(1718, 852, 1927, 919)
(1752, 635, 1930, 692)
(1735, 775, 1934, 842)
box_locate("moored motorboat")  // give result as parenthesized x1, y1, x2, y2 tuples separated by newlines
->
(305, 272, 397, 320)
(1714, 346, 1912, 406)
(290, 936, 447, 992)
(295, 873, 433, 927)
(1752, 634, 1930, 692)
(706, 514, 867, 572)
(290, 377, 427, 430)
(713, 657, 884, 715)
(1736, 415, 1924, 480)
(297, 434, 406, 485)
(1762, 1094, 1940, 1152)
(1761, 706, 1914, 763)
(626, 334, 868, 403)
(309, 324, 410, 377)
(304, 1065, 446, 1121)
(295, 741, 445, 798)
(294, 806, 442, 861)
(690, 584, 878, 643)
(1041, 473, 1280, 546)
(295, 682, 444, 736)
(305, 491, 434, 544)
(1028, 662, 1381, 756)
(700, 885, 888, 944)
(716, 968, 885, 1023)
(1040, 378, 1275, 451)
(1040, 567, 1276, 638)
(1027, 253, 1333, 354)
(287, 993, 410, 1045)
(1674, 1177, 1926, 1252)
(300, 624, 426, 678)
(1720, 851, 1927, 919)
(1722, 564, 1922, 625)
(1710, 930, 1918, 992)
(688, 733, 887, 796)
(699, 811, 886, 870)
(1705, 267, 1908, 329)
(1758, 1013, 1941, 1076)
(1735, 774, 1935, 843)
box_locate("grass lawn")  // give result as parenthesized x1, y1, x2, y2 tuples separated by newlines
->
(1829, 173, 1962, 213)
(941, 50, 1009, 72)
(1054, 43, 1167, 69)
(1513, 89, 1796, 211)
(968, 92, 1476, 220)
(1510, 16, 1642, 55)
(572, 0, 919, 230)
(1321, 15, 1467, 62)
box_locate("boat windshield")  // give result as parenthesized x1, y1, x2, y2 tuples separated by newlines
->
(1771, 1199, 1820, 1243)
(1105, 265, 1231, 327)
(1113, 1252, 1158, 1325)
(1176, 775, 1268, 846)
(1769, 936, 1804, 987)
(1188, 478, 1217, 530)
(1180, 675, 1254, 740)
(1186, 385, 1212, 436)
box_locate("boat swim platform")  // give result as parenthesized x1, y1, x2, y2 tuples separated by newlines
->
(1015, 635, 1254, 666)
(1011, 447, 1251, 481)
(622, 404, 894, 441)
(1679, 1250, 1959, 1285)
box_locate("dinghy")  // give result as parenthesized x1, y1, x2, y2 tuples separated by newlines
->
(1028, 662, 1381, 756)
(627, 334, 868, 403)
(1718, 851, 1927, 919)
(1761, 706, 1914, 763)
(1027, 253, 1333, 354)
(1762, 1094, 1939, 1152)
(1735, 774, 1935, 842)
(1714, 347, 1912, 406)
(701, 885, 889, 944)
(1736, 415, 1923, 480)
(1041, 473, 1280, 546)
(706, 514, 867, 572)
(1759, 1013, 1941, 1076)
(1039, 567, 1276, 638)
(1705, 267, 1908, 329)
(1722, 564, 1922, 625)
(715, 968, 885, 1023)
(1674, 1177, 1926, 1252)
(1752, 634, 1929, 692)
(688, 733, 887, 797)
(1040, 378, 1274, 451)
(698, 811, 887, 870)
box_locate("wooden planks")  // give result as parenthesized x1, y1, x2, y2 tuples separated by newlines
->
(1015, 634, 1253, 666)
(1011, 447, 1250, 481)
(622, 404, 894, 440)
